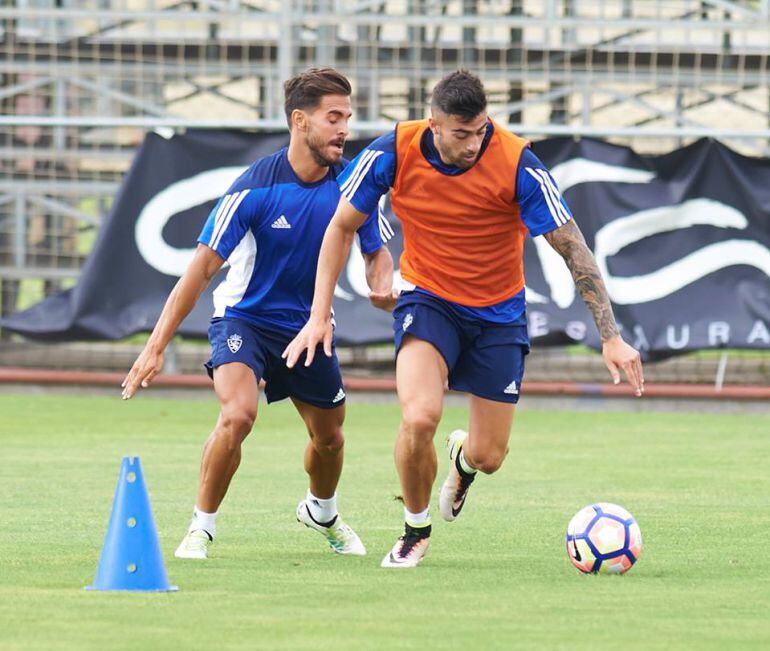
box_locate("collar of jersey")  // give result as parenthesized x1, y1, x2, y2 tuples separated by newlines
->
(281, 147, 336, 188)
(419, 120, 494, 176)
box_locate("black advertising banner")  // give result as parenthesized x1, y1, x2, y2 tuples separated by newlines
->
(2, 132, 769, 357)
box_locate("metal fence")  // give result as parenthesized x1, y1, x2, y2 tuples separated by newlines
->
(1, 1, 769, 380)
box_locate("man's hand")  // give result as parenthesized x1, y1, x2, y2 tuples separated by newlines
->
(282, 317, 333, 369)
(368, 288, 399, 312)
(602, 335, 644, 397)
(121, 346, 165, 400)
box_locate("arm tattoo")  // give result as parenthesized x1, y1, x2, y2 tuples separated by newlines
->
(543, 220, 620, 341)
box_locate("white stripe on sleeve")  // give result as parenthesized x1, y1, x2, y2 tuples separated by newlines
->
(525, 168, 567, 226)
(525, 168, 562, 226)
(212, 189, 250, 250)
(340, 150, 375, 195)
(534, 168, 571, 225)
(342, 150, 383, 203)
(377, 203, 395, 241)
(208, 192, 239, 246)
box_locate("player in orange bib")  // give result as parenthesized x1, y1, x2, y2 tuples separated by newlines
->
(284, 70, 644, 568)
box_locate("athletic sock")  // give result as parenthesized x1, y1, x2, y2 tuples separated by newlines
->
(404, 506, 431, 530)
(457, 448, 478, 478)
(404, 522, 432, 539)
(190, 506, 217, 538)
(306, 490, 338, 526)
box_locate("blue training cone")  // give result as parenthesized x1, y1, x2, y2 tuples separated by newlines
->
(86, 456, 178, 592)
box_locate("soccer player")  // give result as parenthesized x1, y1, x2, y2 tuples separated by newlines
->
(283, 70, 645, 568)
(121, 68, 394, 560)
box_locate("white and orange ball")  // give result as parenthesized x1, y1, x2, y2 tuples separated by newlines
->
(566, 503, 642, 574)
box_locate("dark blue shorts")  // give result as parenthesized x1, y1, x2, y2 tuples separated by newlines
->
(393, 291, 530, 404)
(205, 317, 346, 410)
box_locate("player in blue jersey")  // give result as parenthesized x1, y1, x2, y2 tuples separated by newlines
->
(122, 68, 394, 560)
(285, 70, 644, 567)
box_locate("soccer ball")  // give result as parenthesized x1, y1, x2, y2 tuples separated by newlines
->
(565, 503, 642, 574)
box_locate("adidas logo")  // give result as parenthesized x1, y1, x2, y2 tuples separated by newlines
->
(271, 215, 291, 229)
(503, 380, 519, 395)
(332, 388, 346, 403)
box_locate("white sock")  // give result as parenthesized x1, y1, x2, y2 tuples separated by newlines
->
(404, 506, 431, 528)
(306, 490, 338, 524)
(189, 506, 217, 538)
(458, 449, 477, 475)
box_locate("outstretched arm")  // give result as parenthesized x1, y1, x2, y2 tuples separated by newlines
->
(282, 197, 368, 368)
(121, 244, 224, 399)
(543, 220, 644, 396)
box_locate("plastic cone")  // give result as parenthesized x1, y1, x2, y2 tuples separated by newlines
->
(86, 456, 178, 592)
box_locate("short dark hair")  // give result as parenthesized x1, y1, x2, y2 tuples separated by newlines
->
(430, 70, 487, 121)
(283, 67, 352, 127)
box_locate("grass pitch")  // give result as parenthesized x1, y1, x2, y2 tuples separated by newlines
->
(1, 393, 768, 650)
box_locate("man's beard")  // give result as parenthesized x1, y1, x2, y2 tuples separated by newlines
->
(435, 136, 475, 169)
(307, 131, 337, 167)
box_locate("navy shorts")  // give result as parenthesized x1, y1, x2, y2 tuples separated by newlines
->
(393, 291, 530, 404)
(205, 317, 346, 409)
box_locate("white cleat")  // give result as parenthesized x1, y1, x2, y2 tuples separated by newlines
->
(296, 500, 366, 556)
(380, 526, 431, 568)
(439, 429, 476, 522)
(174, 529, 212, 559)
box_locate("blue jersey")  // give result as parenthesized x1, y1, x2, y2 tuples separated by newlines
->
(198, 147, 386, 333)
(338, 124, 573, 324)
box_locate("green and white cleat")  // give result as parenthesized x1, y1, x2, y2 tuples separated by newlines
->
(439, 429, 476, 522)
(174, 529, 213, 559)
(296, 500, 366, 556)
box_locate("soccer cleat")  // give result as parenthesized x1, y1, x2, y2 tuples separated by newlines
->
(296, 500, 366, 556)
(439, 429, 476, 522)
(380, 524, 431, 568)
(174, 529, 213, 559)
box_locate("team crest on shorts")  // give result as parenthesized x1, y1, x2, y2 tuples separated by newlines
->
(227, 333, 243, 353)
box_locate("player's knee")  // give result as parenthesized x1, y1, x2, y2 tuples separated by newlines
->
(472, 449, 506, 475)
(312, 428, 345, 456)
(219, 408, 256, 446)
(401, 407, 441, 442)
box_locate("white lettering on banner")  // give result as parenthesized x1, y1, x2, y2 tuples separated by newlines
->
(528, 316, 768, 347)
(565, 320, 587, 341)
(666, 324, 690, 350)
(747, 320, 770, 345)
(135, 166, 246, 276)
(528, 311, 550, 338)
(708, 322, 731, 346)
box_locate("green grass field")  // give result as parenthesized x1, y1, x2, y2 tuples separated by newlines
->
(1, 393, 769, 650)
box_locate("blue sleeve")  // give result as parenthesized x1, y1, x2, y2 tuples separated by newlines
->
(516, 148, 573, 236)
(338, 130, 397, 215)
(198, 186, 259, 260)
(356, 208, 383, 255)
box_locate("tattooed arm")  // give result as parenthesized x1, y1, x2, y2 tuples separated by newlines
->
(543, 220, 645, 396)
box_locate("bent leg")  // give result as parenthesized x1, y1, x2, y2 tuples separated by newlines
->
(395, 336, 448, 513)
(196, 362, 259, 512)
(292, 398, 345, 499)
(463, 394, 515, 475)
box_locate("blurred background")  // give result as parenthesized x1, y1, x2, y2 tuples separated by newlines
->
(1, 0, 768, 399)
